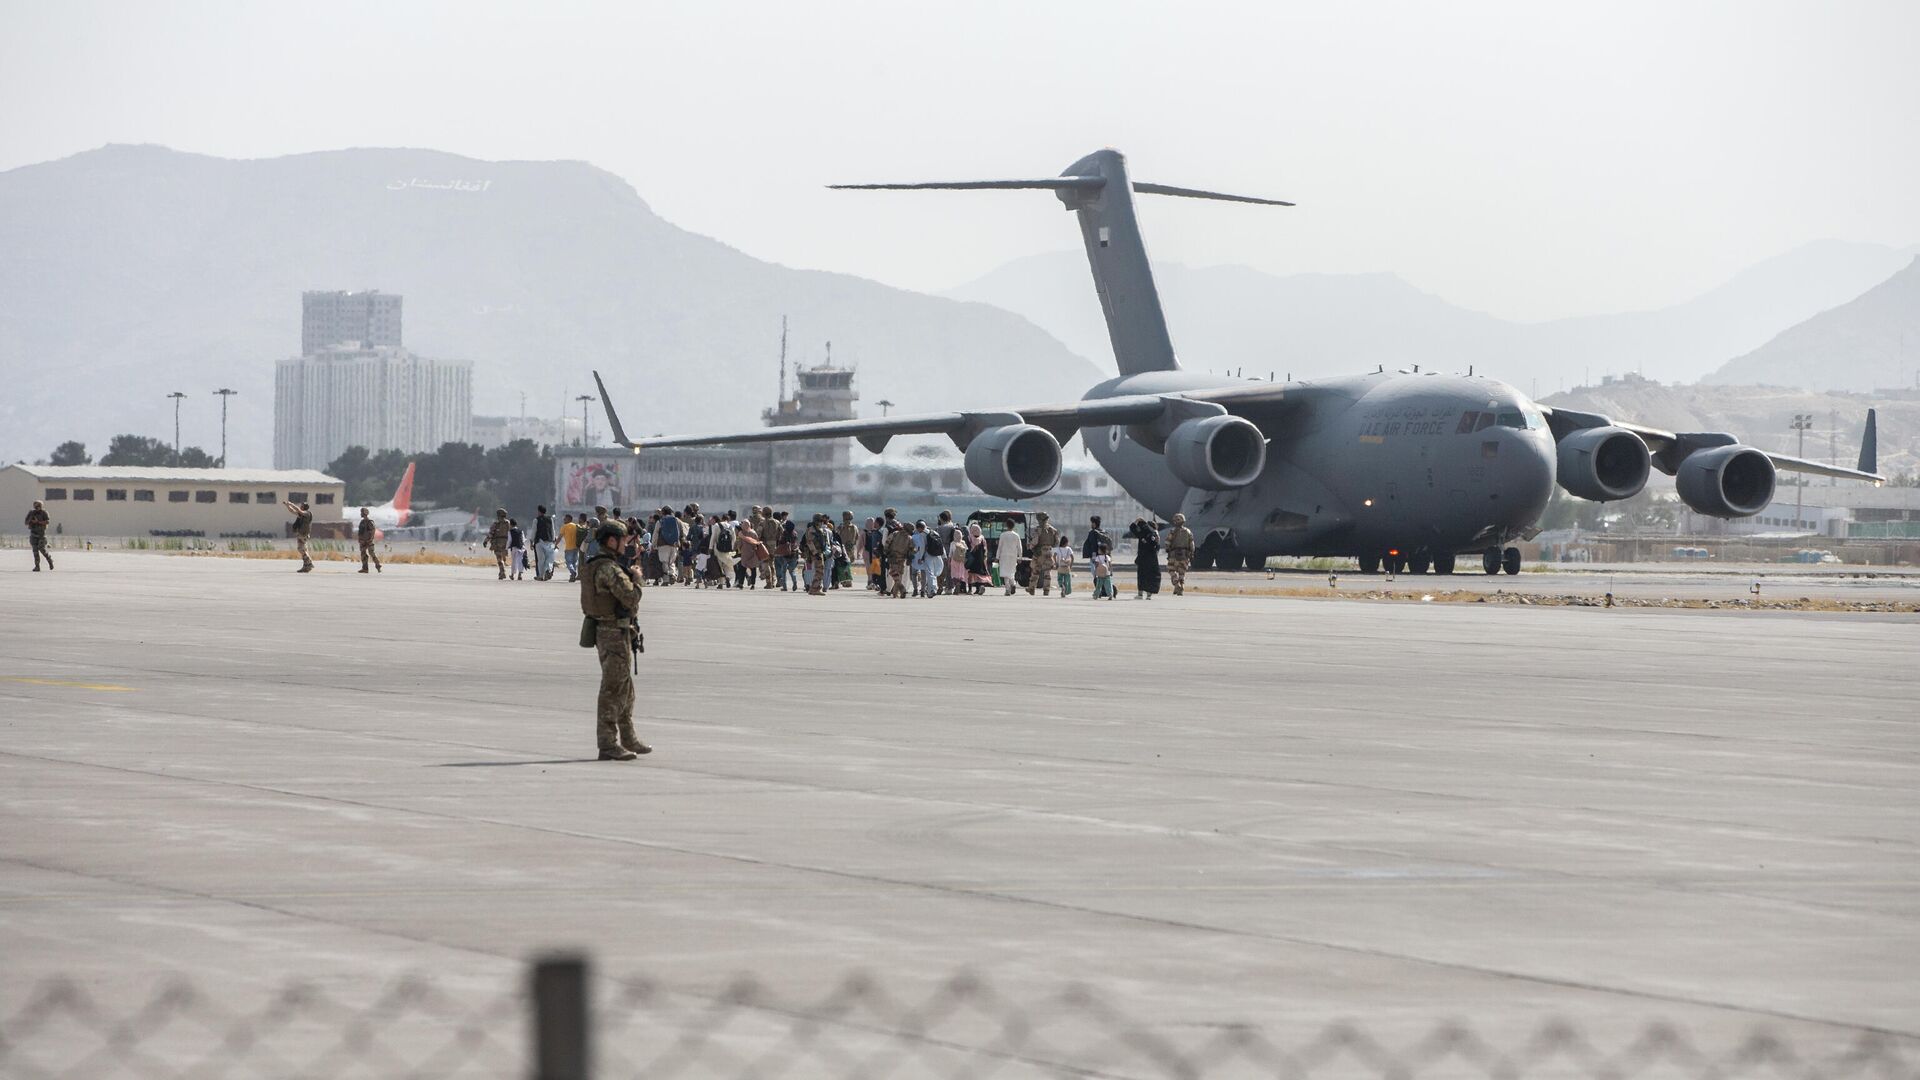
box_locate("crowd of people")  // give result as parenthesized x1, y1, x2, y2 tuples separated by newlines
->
(500, 502, 1202, 600)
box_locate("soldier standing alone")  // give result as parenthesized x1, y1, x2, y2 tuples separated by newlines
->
(484, 509, 511, 580)
(356, 508, 383, 574)
(283, 499, 315, 572)
(1026, 512, 1060, 596)
(580, 521, 651, 760)
(1165, 513, 1196, 595)
(25, 500, 53, 571)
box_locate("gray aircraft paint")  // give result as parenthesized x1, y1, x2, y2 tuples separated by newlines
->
(599, 148, 1881, 568)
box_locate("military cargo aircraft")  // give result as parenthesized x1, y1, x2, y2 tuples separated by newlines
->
(595, 148, 1882, 575)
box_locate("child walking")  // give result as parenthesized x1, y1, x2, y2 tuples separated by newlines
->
(1052, 533, 1074, 597)
(1091, 543, 1115, 599)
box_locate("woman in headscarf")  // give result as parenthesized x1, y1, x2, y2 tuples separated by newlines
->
(965, 523, 991, 595)
(947, 523, 970, 595)
(1129, 517, 1162, 599)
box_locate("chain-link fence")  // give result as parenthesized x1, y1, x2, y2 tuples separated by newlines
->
(3, 957, 1913, 1080)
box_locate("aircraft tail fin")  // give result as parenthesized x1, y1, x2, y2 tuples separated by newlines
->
(832, 149, 1289, 378)
(391, 462, 415, 525)
(1858, 409, 1877, 474)
(593, 370, 634, 447)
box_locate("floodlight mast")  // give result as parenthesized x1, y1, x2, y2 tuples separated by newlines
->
(212, 388, 238, 466)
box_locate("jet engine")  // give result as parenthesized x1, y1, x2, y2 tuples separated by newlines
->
(1164, 415, 1267, 490)
(1555, 426, 1650, 502)
(963, 424, 1062, 500)
(1675, 445, 1776, 518)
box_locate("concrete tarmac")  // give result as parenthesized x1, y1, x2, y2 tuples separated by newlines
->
(2, 551, 1916, 1052)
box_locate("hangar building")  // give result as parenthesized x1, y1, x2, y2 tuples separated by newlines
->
(0, 465, 345, 538)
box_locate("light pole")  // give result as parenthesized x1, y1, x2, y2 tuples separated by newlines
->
(575, 395, 596, 448)
(1791, 413, 1813, 530)
(167, 391, 187, 459)
(875, 399, 895, 417)
(212, 388, 238, 467)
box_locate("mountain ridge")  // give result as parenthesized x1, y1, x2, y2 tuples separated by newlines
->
(0, 144, 1103, 465)
(945, 238, 1918, 391)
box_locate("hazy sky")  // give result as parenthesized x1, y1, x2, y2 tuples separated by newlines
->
(4, 1, 1917, 321)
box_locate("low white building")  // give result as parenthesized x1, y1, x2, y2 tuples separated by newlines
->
(0, 465, 344, 538)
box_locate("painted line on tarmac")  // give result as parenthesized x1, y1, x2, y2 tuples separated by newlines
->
(0, 676, 136, 692)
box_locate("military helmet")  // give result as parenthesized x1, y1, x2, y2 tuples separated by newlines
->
(1172, 513, 1186, 524)
(495, 508, 508, 518)
(595, 520, 628, 544)
(1036, 511, 1050, 521)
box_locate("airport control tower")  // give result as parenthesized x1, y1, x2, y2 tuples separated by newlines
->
(764, 350, 856, 506)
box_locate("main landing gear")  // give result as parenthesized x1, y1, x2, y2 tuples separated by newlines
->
(1482, 547, 1522, 575)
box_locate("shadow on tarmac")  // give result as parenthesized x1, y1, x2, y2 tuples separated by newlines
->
(431, 759, 595, 768)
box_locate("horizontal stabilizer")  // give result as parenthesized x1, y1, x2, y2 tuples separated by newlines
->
(1132, 181, 1294, 206)
(829, 177, 1105, 193)
(827, 177, 1292, 205)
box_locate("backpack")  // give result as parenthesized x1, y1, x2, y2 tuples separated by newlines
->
(925, 532, 944, 559)
(658, 516, 682, 545)
(715, 523, 733, 552)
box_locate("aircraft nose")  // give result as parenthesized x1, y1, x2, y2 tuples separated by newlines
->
(1503, 431, 1556, 526)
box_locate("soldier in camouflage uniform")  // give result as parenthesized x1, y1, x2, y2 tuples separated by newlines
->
(881, 521, 914, 598)
(580, 520, 651, 761)
(837, 511, 861, 590)
(484, 509, 511, 580)
(283, 499, 315, 572)
(356, 508, 383, 574)
(25, 500, 53, 571)
(1165, 513, 1196, 595)
(1026, 512, 1060, 595)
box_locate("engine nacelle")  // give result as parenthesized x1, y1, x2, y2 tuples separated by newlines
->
(963, 424, 1062, 500)
(1555, 426, 1650, 502)
(1675, 445, 1776, 518)
(1164, 415, 1267, 490)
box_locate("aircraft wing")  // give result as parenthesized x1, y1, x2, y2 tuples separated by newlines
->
(594, 370, 1230, 453)
(1540, 406, 1885, 484)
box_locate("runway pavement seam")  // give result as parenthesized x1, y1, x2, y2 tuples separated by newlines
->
(0, 746, 1909, 1039)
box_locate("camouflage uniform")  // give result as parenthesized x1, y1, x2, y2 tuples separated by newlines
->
(580, 525, 649, 760)
(799, 516, 828, 594)
(290, 505, 315, 571)
(25, 505, 52, 570)
(356, 514, 382, 573)
(882, 526, 914, 598)
(755, 509, 777, 586)
(485, 510, 510, 579)
(1165, 515, 1196, 595)
(837, 517, 861, 589)
(1026, 514, 1060, 595)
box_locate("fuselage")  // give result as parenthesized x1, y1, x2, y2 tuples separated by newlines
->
(1084, 370, 1556, 559)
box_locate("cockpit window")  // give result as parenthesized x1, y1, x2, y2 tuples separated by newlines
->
(1474, 412, 1495, 432)
(1497, 411, 1525, 429)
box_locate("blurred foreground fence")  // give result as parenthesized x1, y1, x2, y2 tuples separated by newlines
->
(3, 956, 1914, 1080)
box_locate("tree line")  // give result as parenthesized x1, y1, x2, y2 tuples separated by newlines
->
(326, 440, 554, 514)
(41, 436, 217, 468)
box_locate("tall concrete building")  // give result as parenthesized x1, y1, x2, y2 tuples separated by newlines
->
(275, 348, 472, 469)
(302, 290, 403, 354)
(275, 291, 471, 469)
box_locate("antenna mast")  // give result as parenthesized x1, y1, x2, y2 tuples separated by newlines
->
(778, 316, 788, 403)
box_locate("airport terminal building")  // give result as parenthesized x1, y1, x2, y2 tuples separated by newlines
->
(0, 465, 344, 538)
